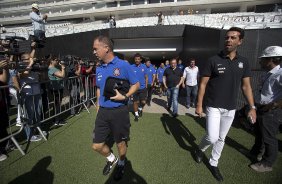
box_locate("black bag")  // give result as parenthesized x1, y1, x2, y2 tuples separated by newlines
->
(103, 77, 130, 99)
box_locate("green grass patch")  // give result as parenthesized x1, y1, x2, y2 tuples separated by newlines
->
(1, 108, 281, 184)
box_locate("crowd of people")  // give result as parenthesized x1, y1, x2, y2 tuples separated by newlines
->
(0, 16, 281, 183)
(0, 39, 98, 162)
(90, 29, 282, 182)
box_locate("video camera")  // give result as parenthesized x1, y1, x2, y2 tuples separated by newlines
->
(9, 58, 48, 72)
(80, 59, 95, 67)
(0, 34, 31, 55)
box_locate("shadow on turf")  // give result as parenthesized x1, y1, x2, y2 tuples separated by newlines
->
(104, 160, 147, 184)
(160, 113, 200, 158)
(152, 98, 167, 108)
(8, 156, 54, 184)
(160, 113, 214, 177)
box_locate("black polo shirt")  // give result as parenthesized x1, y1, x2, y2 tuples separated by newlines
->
(202, 51, 251, 110)
(163, 67, 183, 88)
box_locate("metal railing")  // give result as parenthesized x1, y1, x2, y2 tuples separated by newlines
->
(0, 74, 97, 156)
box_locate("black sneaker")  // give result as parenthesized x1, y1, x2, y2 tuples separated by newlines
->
(134, 115, 139, 122)
(172, 113, 178, 118)
(103, 157, 118, 175)
(194, 149, 204, 163)
(138, 110, 143, 117)
(210, 166, 223, 182)
(114, 164, 125, 181)
(54, 120, 67, 126)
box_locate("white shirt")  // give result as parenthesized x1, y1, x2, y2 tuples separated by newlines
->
(255, 65, 282, 105)
(183, 66, 199, 86)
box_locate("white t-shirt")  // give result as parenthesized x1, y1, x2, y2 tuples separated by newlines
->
(183, 66, 199, 86)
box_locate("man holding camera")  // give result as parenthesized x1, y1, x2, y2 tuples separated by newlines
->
(48, 55, 66, 126)
(30, 3, 47, 41)
(92, 35, 139, 181)
(81, 60, 96, 108)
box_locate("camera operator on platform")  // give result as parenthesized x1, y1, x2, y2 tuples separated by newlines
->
(30, 3, 48, 41)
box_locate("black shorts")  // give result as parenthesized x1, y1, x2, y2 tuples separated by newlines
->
(133, 88, 147, 102)
(93, 105, 130, 144)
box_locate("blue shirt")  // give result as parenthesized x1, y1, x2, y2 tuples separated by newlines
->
(146, 65, 156, 85)
(178, 64, 184, 71)
(157, 67, 165, 82)
(131, 63, 147, 89)
(96, 56, 138, 108)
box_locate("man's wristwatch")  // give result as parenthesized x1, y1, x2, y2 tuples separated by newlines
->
(250, 105, 257, 110)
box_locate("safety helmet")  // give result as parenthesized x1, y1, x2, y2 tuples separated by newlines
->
(31, 3, 39, 10)
(259, 46, 282, 58)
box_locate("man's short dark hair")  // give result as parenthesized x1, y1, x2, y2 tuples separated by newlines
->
(134, 53, 142, 59)
(188, 58, 196, 63)
(227, 27, 245, 39)
(272, 57, 282, 65)
(170, 57, 178, 63)
(94, 35, 114, 51)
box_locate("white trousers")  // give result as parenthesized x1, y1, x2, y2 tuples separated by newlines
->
(198, 106, 235, 167)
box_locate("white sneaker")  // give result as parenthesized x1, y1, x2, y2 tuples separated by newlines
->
(0, 154, 7, 162)
(42, 131, 50, 137)
(30, 135, 42, 142)
(16, 121, 22, 127)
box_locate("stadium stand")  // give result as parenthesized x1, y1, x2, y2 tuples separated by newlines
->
(2, 12, 282, 40)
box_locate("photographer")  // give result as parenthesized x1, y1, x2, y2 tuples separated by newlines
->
(81, 60, 96, 108)
(0, 58, 9, 161)
(18, 47, 44, 142)
(67, 58, 82, 116)
(30, 3, 47, 41)
(48, 55, 66, 126)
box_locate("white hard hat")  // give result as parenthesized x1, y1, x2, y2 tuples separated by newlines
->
(31, 3, 39, 10)
(259, 46, 282, 58)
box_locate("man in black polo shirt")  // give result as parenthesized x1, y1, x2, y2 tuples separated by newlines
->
(194, 27, 257, 182)
(163, 58, 183, 117)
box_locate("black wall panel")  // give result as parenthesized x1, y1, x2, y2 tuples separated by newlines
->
(109, 25, 185, 39)
(39, 29, 109, 59)
(180, 25, 221, 71)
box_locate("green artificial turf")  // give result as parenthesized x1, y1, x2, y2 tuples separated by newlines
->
(0, 108, 281, 184)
